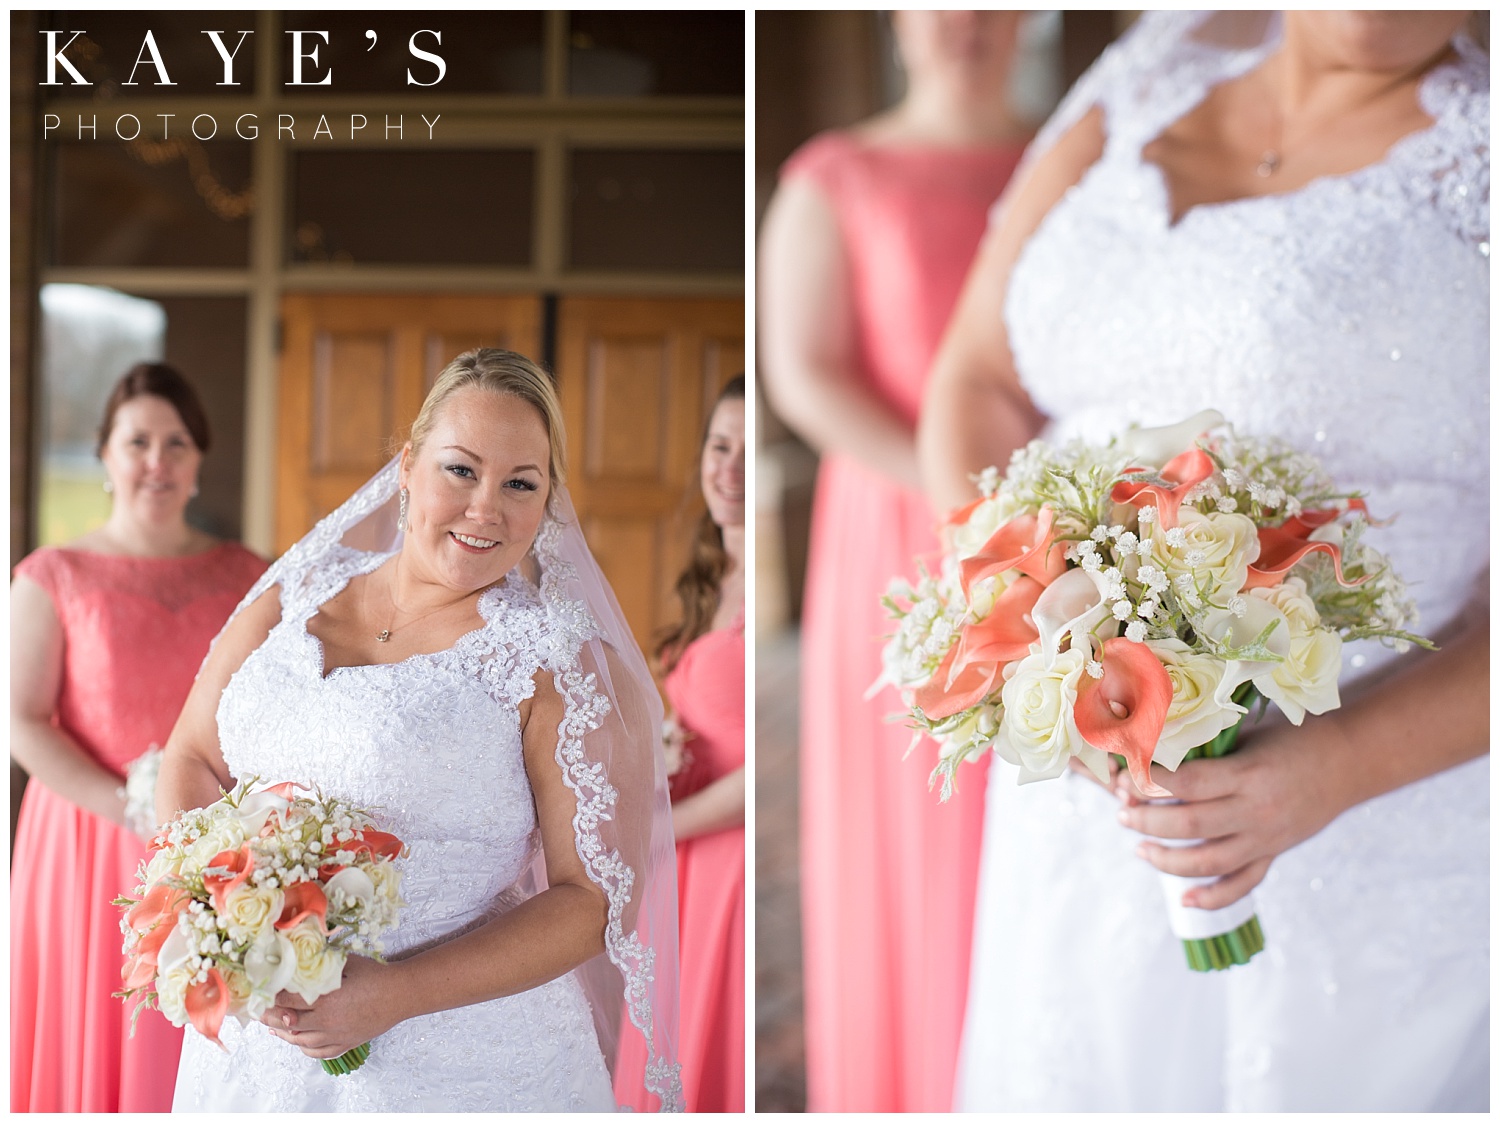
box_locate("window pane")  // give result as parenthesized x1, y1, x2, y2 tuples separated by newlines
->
(291, 149, 535, 266)
(38, 12, 261, 98)
(280, 13, 545, 94)
(568, 148, 743, 272)
(49, 140, 252, 267)
(568, 12, 744, 97)
(37, 286, 248, 544)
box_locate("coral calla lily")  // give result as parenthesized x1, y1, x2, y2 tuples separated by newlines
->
(203, 845, 255, 913)
(1243, 522, 1369, 590)
(276, 880, 330, 933)
(913, 577, 1043, 720)
(959, 508, 1067, 596)
(1073, 638, 1174, 797)
(339, 829, 405, 861)
(184, 968, 231, 1048)
(1110, 446, 1217, 530)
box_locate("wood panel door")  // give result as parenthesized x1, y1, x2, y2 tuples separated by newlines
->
(556, 297, 744, 660)
(276, 293, 541, 554)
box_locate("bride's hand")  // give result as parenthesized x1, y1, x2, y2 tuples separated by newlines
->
(262, 955, 404, 1060)
(1113, 716, 1359, 910)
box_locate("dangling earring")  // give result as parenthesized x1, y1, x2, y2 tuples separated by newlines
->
(190, 483, 200, 498)
(103, 478, 114, 494)
(397, 487, 409, 533)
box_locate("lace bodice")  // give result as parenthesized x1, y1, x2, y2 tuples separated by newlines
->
(174, 547, 617, 1112)
(1007, 11, 1489, 673)
(958, 15, 1489, 1112)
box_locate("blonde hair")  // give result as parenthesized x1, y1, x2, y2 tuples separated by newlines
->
(409, 348, 567, 495)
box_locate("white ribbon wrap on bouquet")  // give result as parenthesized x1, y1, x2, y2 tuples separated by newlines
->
(1144, 797, 1257, 940)
(1153, 835, 1258, 939)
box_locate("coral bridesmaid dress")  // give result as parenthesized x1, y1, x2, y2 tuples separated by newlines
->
(10, 544, 266, 1113)
(615, 608, 745, 1112)
(782, 131, 1024, 1112)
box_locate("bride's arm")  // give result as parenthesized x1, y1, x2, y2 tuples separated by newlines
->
(1121, 613, 1489, 909)
(266, 665, 642, 1058)
(916, 107, 1107, 513)
(155, 587, 283, 822)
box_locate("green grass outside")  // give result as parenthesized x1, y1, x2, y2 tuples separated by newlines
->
(39, 472, 110, 547)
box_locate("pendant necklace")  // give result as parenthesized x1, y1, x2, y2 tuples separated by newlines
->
(370, 556, 464, 643)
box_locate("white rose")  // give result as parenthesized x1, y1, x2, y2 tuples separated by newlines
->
(1248, 581, 1341, 723)
(185, 819, 248, 873)
(1147, 639, 1244, 770)
(366, 860, 405, 924)
(994, 650, 1088, 782)
(1249, 576, 1320, 632)
(219, 883, 285, 945)
(952, 494, 1031, 560)
(1119, 409, 1225, 469)
(283, 917, 346, 1004)
(1150, 509, 1261, 600)
(153, 922, 195, 1027)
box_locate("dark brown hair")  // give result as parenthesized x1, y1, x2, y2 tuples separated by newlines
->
(96, 362, 211, 454)
(657, 375, 745, 671)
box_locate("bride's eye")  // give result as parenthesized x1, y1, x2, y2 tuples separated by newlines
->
(445, 464, 475, 479)
(505, 477, 540, 492)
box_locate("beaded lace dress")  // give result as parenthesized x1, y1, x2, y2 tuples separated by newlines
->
(173, 464, 681, 1112)
(956, 12, 1488, 1112)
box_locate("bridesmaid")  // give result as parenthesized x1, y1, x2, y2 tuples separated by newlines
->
(616, 377, 746, 1112)
(10, 363, 267, 1112)
(758, 11, 1030, 1112)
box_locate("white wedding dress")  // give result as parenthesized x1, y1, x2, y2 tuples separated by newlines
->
(957, 12, 1488, 1112)
(173, 547, 617, 1112)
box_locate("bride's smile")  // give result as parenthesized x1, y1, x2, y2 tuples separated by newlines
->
(397, 384, 552, 594)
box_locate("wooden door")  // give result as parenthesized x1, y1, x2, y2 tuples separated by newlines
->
(276, 293, 541, 553)
(555, 297, 744, 660)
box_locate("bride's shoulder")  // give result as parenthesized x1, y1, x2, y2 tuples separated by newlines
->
(272, 544, 389, 619)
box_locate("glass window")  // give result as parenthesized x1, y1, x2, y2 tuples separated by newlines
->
(568, 148, 743, 272)
(568, 12, 743, 97)
(37, 286, 248, 545)
(290, 149, 536, 266)
(49, 140, 253, 268)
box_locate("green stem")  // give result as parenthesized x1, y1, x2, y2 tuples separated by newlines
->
(319, 1041, 371, 1076)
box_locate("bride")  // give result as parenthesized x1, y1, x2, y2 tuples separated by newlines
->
(918, 11, 1487, 1112)
(156, 349, 681, 1111)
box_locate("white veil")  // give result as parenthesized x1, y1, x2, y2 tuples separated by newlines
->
(227, 455, 683, 1111)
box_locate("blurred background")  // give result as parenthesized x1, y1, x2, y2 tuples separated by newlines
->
(752, 11, 1135, 1111)
(11, 10, 744, 830)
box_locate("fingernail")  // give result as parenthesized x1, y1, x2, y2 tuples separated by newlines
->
(1117, 809, 1130, 825)
(283, 1014, 291, 1027)
(1134, 843, 1147, 859)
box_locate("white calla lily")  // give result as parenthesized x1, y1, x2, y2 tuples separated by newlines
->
(1031, 568, 1114, 669)
(1198, 596, 1291, 710)
(1119, 409, 1225, 469)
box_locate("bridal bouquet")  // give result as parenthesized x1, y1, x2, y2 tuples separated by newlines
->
(878, 410, 1428, 970)
(116, 779, 406, 1074)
